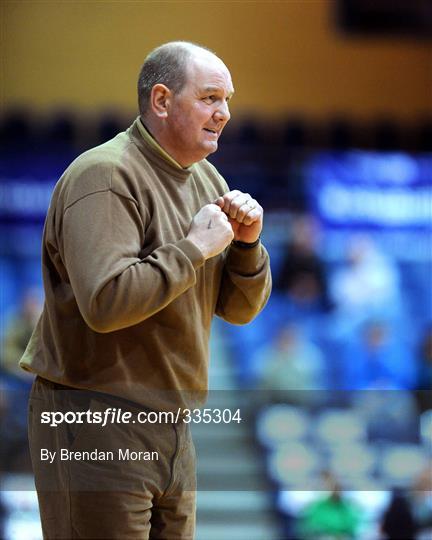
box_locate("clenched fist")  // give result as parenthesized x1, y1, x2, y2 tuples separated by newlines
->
(215, 190, 263, 244)
(187, 204, 234, 260)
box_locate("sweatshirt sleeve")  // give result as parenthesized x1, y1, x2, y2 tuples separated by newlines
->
(215, 241, 272, 325)
(61, 189, 205, 333)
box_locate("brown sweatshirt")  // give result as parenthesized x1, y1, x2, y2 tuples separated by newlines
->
(20, 118, 271, 410)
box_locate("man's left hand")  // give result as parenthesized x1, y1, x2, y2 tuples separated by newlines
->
(215, 190, 263, 244)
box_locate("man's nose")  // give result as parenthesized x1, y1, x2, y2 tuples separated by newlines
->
(214, 100, 230, 123)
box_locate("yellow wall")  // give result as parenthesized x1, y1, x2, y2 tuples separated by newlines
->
(2, 0, 431, 120)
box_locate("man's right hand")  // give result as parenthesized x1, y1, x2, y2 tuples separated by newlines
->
(187, 204, 234, 260)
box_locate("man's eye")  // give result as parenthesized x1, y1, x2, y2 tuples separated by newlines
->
(203, 96, 216, 103)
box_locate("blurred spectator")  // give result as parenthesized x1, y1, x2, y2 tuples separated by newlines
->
(329, 235, 401, 331)
(418, 327, 432, 388)
(0, 379, 32, 472)
(277, 214, 331, 313)
(411, 466, 432, 537)
(380, 489, 416, 540)
(296, 472, 363, 539)
(0, 494, 5, 540)
(339, 320, 417, 391)
(1, 288, 42, 385)
(354, 389, 419, 443)
(0, 288, 41, 473)
(417, 326, 432, 411)
(257, 323, 326, 405)
(0, 381, 9, 468)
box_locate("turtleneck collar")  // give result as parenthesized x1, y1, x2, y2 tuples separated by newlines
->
(128, 117, 194, 181)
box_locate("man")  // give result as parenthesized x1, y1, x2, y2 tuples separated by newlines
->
(21, 41, 271, 539)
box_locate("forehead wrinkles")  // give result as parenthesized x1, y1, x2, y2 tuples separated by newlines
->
(187, 56, 233, 95)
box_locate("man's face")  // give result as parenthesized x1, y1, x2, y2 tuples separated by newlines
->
(165, 54, 234, 166)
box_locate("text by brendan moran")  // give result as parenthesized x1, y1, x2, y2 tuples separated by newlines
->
(41, 448, 159, 463)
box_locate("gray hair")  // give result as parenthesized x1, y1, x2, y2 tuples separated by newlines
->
(137, 41, 214, 116)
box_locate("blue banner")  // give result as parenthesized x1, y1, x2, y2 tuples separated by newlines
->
(308, 151, 432, 230)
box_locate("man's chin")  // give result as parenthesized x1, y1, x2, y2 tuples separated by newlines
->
(204, 140, 218, 154)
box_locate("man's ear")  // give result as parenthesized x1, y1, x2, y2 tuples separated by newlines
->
(150, 84, 171, 118)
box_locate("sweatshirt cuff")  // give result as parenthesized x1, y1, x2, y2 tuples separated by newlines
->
(176, 238, 206, 270)
(226, 241, 266, 274)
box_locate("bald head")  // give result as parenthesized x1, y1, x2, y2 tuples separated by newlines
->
(137, 41, 219, 117)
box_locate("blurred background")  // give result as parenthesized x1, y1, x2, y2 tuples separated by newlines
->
(1, 1, 431, 539)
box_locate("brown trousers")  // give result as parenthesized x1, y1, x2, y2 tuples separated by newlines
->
(28, 377, 196, 539)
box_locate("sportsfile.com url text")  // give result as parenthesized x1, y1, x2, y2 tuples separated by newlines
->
(40, 408, 242, 427)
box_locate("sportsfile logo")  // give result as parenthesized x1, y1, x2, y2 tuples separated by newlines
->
(40, 407, 242, 427)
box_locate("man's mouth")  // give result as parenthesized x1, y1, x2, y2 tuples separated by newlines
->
(203, 128, 218, 136)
